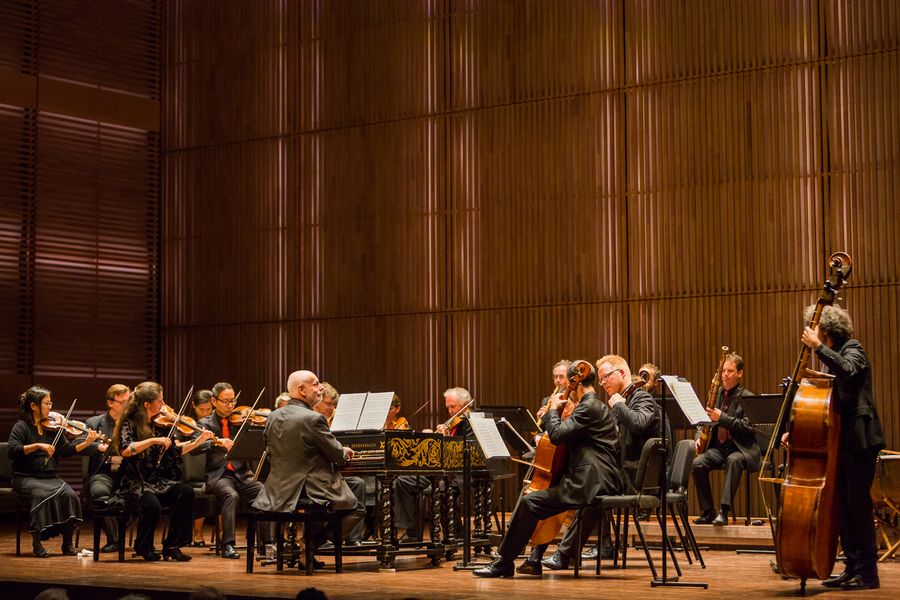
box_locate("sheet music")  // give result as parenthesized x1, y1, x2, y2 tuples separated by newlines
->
(468, 414, 511, 459)
(661, 375, 712, 426)
(356, 391, 394, 430)
(330, 392, 367, 432)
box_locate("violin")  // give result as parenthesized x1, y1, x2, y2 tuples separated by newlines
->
(437, 398, 475, 434)
(386, 416, 411, 430)
(228, 406, 271, 426)
(42, 411, 112, 445)
(152, 404, 227, 446)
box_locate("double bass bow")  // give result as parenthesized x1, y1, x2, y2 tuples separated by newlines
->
(760, 252, 852, 588)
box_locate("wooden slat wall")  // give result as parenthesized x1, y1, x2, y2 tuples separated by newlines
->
(0, 1, 161, 444)
(162, 1, 900, 517)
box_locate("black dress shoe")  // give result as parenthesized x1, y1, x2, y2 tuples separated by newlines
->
(33, 545, 51, 558)
(516, 559, 542, 576)
(541, 551, 570, 571)
(473, 558, 514, 578)
(313, 557, 326, 569)
(581, 546, 598, 561)
(221, 543, 240, 559)
(61, 545, 78, 556)
(138, 550, 162, 562)
(163, 547, 192, 562)
(189, 539, 207, 548)
(693, 510, 716, 525)
(821, 571, 853, 588)
(841, 575, 879, 590)
(711, 509, 730, 526)
(100, 541, 120, 553)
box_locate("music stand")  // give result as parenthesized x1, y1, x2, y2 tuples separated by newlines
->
(736, 394, 784, 535)
(657, 398, 698, 431)
(227, 427, 267, 462)
(652, 375, 708, 589)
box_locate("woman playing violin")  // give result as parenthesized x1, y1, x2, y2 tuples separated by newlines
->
(384, 394, 410, 430)
(112, 381, 214, 561)
(7, 386, 99, 557)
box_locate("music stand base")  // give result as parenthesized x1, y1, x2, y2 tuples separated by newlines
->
(651, 578, 708, 588)
(453, 560, 493, 571)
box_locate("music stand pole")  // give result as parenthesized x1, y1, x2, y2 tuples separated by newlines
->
(651, 376, 708, 588)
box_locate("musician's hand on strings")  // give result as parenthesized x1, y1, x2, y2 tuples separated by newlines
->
(801, 325, 822, 350)
(85, 429, 100, 444)
(706, 407, 722, 422)
(547, 393, 565, 411)
(780, 432, 790, 449)
(607, 393, 625, 408)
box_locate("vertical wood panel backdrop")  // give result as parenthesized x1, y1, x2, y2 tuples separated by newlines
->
(0, 1, 160, 422)
(162, 1, 899, 516)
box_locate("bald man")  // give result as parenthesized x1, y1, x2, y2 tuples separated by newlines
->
(252, 370, 364, 568)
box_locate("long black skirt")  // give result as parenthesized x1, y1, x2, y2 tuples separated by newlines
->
(13, 476, 82, 539)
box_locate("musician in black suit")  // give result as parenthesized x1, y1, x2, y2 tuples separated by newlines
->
(799, 305, 884, 590)
(474, 360, 622, 578)
(81, 384, 130, 552)
(195, 382, 273, 559)
(692, 353, 761, 526)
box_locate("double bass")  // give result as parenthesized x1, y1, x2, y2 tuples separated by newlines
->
(763, 252, 852, 590)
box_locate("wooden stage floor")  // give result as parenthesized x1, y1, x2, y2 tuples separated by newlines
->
(0, 519, 894, 600)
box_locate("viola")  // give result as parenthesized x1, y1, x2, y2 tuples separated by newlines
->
(42, 411, 113, 445)
(228, 406, 271, 426)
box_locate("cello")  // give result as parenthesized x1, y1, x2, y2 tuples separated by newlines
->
(762, 252, 852, 591)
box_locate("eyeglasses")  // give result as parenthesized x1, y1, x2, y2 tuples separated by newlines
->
(215, 398, 236, 405)
(41, 400, 53, 406)
(598, 369, 621, 385)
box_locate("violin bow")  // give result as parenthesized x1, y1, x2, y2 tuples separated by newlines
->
(155, 385, 193, 467)
(225, 387, 265, 459)
(44, 398, 77, 466)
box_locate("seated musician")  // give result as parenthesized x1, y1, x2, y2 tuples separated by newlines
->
(81, 384, 130, 553)
(113, 381, 214, 561)
(274, 391, 291, 410)
(252, 370, 364, 570)
(393, 387, 474, 541)
(190, 389, 215, 546)
(194, 381, 274, 559)
(540, 355, 661, 571)
(798, 304, 884, 590)
(692, 352, 761, 525)
(474, 361, 622, 577)
(8, 386, 99, 557)
(385, 393, 410, 430)
(313, 382, 338, 427)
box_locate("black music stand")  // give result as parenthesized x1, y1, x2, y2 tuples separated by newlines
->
(227, 427, 267, 462)
(735, 394, 784, 538)
(652, 375, 708, 589)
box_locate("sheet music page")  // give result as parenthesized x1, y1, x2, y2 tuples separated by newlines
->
(661, 376, 712, 426)
(330, 392, 368, 431)
(468, 415, 511, 459)
(356, 391, 394, 430)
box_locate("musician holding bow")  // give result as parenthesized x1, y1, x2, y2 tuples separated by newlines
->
(474, 361, 621, 578)
(194, 381, 274, 560)
(798, 305, 884, 590)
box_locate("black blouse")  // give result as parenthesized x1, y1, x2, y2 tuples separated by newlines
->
(7, 419, 77, 478)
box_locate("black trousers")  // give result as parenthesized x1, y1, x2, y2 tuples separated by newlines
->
(134, 482, 194, 555)
(345, 476, 367, 543)
(207, 473, 272, 546)
(556, 508, 611, 559)
(88, 473, 118, 544)
(839, 446, 880, 580)
(498, 487, 580, 563)
(691, 445, 748, 512)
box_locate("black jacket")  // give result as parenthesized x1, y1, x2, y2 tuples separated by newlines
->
(611, 389, 660, 489)
(815, 338, 885, 454)
(83, 412, 117, 477)
(540, 391, 622, 504)
(196, 413, 255, 488)
(708, 384, 761, 471)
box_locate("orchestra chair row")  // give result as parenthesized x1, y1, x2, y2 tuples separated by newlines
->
(245, 500, 347, 576)
(0, 442, 30, 556)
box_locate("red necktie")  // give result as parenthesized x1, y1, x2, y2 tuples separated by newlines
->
(221, 418, 235, 472)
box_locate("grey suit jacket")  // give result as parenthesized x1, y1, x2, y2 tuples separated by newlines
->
(252, 399, 357, 512)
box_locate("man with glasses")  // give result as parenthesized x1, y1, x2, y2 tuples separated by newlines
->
(82, 384, 130, 553)
(196, 381, 273, 559)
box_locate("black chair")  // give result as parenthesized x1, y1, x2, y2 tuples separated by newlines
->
(180, 452, 220, 553)
(665, 439, 704, 567)
(80, 455, 128, 562)
(0, 441, 28, 556)
(245, 500, 346, 576)
(574, 438, 680, 579)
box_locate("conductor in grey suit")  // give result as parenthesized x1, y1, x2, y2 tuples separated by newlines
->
(252, 369, 364, 555)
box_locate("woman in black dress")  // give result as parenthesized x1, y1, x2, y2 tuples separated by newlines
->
(8, 386, 99, 557)
(112, 381, 213, 561)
